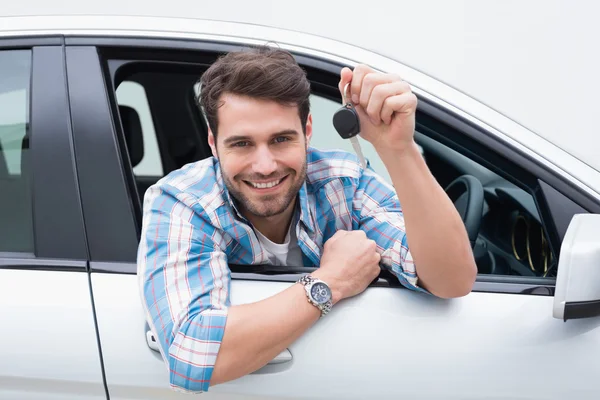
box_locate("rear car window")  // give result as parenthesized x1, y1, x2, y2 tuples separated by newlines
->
(0, 50, 34, 253)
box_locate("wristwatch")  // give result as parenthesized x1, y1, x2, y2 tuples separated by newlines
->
(297, 275, 333, 317)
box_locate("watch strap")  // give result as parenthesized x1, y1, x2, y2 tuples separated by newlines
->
(297, 274, 332, 317)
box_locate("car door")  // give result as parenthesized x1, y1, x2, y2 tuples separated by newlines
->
(0, 39, 106, 399)
(66, 36, 600, 400)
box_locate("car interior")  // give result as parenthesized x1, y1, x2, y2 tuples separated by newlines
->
(0, 124, 33, 253)
(103, 48, 558, 281)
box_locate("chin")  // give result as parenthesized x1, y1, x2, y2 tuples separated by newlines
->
(245, 201, 289, 218)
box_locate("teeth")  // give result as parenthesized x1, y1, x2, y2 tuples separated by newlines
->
(250, 179, 282, 189)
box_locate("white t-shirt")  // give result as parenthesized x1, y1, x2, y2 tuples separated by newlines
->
(254, 223, 304, 267)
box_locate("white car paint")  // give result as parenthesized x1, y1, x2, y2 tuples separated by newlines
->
(1, 12, 598, 200)
(2, 5, 600, 400)
(0, 269, 106, 399)
(92, 272, 600, 400)
(553, 214, 600, 320)
(3, 0, 600, 179)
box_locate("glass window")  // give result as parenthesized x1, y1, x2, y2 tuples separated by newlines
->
(309, 94, 555, 278)
(309, 95, 391, 182)
(0, 50, 34, 253)
(116, 81, 164, 177)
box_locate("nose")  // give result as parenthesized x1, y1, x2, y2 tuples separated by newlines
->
(252, 145, 278, 176)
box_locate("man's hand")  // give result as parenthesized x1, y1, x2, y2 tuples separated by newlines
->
(212, 230, 381, 386)
(338, 65, 477, 299)
(312, 230, 381, 304)
(338, 65, 417, 155)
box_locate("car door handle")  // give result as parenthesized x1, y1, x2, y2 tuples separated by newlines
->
(267, 348, 292, 364)
(147, 329, 292, 364)
(146, 330, 160, 352)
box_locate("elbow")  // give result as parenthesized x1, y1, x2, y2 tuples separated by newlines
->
(167, 351, 217, 393)
(442, 259, 477, 299)
(164, 310, 229, 393)
(428, 257, 477, 299)
(437, 280, 474, 299)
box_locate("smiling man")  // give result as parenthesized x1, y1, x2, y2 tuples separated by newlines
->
(137, 46, 477, 393)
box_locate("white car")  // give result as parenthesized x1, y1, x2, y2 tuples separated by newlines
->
(1, 3, 600, 399)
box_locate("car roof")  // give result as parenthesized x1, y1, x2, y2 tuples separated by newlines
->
(2, 1, 599, 176)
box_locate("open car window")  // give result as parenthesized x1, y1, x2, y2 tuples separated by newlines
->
(107, 49, 558, 283)
(306, 94, 555, 278)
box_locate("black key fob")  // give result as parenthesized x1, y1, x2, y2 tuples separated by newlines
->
(333, 103, 361, 139)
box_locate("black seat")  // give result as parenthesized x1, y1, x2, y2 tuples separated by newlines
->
(118, 105, 162, 203)
(119, 105, 145, 169)
(0, 131, 34, 253)
(0, 141, 8, 179)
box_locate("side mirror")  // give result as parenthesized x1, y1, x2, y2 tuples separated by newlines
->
(553, 213, 600, 321)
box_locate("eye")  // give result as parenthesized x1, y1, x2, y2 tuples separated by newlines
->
(273, 136, 290, 144)
(231, 141, 250, 148)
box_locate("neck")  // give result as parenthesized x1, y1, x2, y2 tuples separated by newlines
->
(244, 199, 297, 244)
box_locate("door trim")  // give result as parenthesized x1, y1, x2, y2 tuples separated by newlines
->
(0, 256, 87, 272)
(91, 261, 555, 296)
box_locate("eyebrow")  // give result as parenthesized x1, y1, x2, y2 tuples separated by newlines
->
(222, 129, 300, 146)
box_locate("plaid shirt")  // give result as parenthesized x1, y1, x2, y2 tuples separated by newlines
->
(137, 147, 426, 393)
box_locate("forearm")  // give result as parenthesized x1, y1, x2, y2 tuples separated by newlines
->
(377, 141, 477, 298)
(210, 282, 320, 386)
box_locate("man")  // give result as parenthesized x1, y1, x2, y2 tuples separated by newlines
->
(137, 46, 477, 393)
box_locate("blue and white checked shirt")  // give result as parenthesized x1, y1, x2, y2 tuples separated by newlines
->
(137, 147, 426, 393)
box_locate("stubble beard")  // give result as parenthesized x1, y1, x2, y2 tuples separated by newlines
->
(223, 161, 307, 218)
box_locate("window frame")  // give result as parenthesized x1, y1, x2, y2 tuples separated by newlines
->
(0, 37, 88, 270)
(67, 36, 599, 296)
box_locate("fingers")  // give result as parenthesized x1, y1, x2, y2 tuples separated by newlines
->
(374, 251, 381, 264)
(369, 251, 382, 281)
(338, 67, 353, 102)
(365, 81, 411, 125)
(380, 92, 418, 125)
(339, 64, 413, 126)
(350, 64, 373, 104)
(329, 229, 348, 241)
(359, 73, 403, 113)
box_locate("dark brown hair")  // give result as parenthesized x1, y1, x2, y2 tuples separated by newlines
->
(198, 46, 311, 137)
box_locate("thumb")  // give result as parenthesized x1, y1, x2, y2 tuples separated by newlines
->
(338, 67, 353, 102)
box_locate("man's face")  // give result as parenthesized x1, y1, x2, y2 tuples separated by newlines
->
(208, 93, 312, 219)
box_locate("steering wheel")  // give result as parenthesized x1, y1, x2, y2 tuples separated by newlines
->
(444, 174, 484, 249)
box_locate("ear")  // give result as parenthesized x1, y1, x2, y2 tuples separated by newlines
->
(305, 114, 313, 148)
(208, 128, 218, 158)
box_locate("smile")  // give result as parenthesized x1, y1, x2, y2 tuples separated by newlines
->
(245, 176, 287, 189)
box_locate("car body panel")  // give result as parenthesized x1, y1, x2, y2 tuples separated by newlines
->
(0, 14, 598, 201)
(0, 40, 106, 399)
(92, 271, 600, 399)
(91, 273, 270, 400)
(1, 1, 599, 183)
(0, 269, 106, 399)
(2, 5, 600, 400)
(60, 30, 598, 399)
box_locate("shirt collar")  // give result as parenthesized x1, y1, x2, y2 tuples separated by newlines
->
(214, 159, 248, 222)
(297, 181, 315, 234)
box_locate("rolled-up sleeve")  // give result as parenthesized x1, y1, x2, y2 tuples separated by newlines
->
(137, 184, 231, 393)
(354, 168, 430, 294)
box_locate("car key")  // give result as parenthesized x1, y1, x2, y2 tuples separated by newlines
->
(332, 83, 367, 168)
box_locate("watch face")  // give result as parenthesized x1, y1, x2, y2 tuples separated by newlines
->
(310, 282, 332, 304)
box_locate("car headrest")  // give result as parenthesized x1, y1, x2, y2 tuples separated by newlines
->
(119, 105, 144, 167)
(0, 140, 8, 178)
(21, 131, 29, 177)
